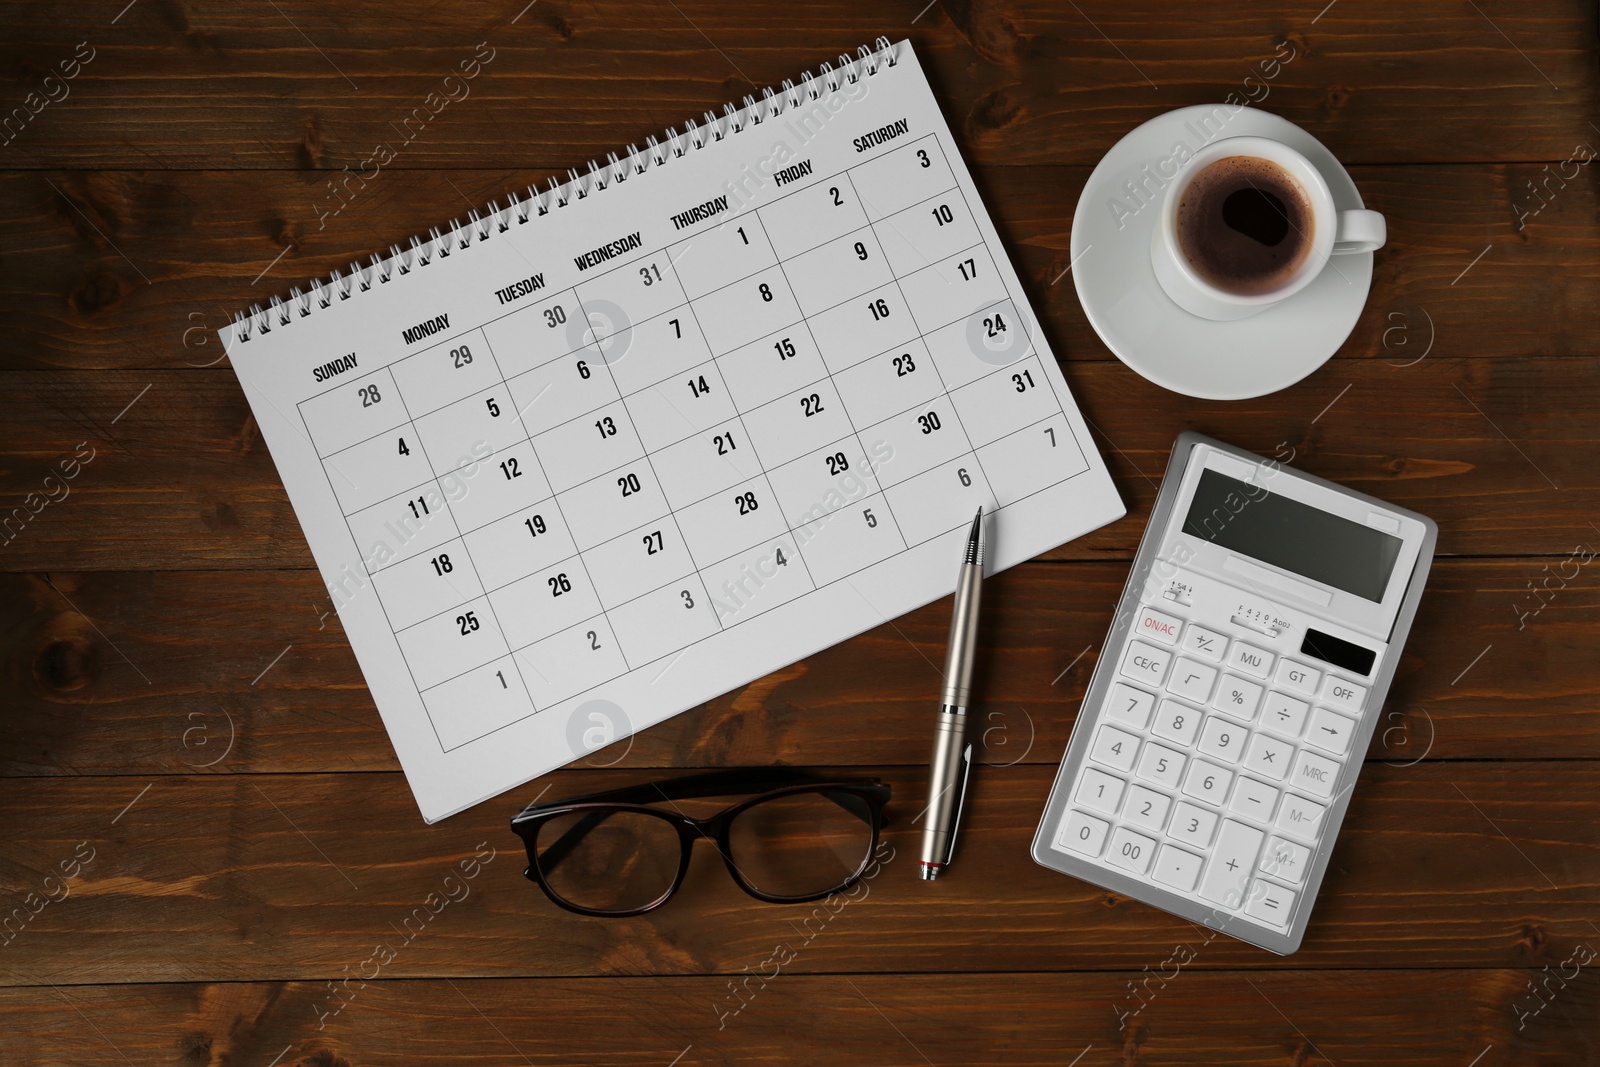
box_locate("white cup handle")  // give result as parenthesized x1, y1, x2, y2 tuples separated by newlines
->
(1333, 209, 1385, 254)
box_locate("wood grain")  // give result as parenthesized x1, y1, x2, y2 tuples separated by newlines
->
(0, 764, 1594, 984)
(2, 969, 1595, 1067)
(1, 559, 1593, 778)
(0, 1, 1592, 171)
(2, 1, 1597, 1060)
(3, 162, 1598, 373)
(0, 357, 1594, 572)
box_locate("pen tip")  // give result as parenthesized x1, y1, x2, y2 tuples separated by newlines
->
(963, 508, 984, 566)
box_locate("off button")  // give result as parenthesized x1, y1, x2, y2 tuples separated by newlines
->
(1135, 606, 1183, 646)
(1119, 641, 1172, 687)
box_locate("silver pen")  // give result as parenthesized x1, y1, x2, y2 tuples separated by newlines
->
(919, 507, 984, 881)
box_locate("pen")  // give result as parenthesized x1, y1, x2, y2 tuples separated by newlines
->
(919, 507, 984, 881)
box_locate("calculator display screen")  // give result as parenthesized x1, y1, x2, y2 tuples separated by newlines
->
(1182, 469, 1403, 602)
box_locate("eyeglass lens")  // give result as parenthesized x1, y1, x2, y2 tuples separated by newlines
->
(536, 810, 681, 914)
(727, 789, 874, 898)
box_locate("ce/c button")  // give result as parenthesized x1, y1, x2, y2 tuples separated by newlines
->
(1119, 641, 1172, 687)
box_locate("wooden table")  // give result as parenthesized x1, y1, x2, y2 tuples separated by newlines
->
(2, 2, 1597, 1063)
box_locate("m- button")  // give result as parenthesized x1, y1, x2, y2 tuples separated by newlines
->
(1119, 641, 1172, 687)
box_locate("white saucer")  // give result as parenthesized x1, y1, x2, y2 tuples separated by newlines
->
(1071, 105, 1374, 401)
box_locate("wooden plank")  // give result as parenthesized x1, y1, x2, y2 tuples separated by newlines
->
(3, 163, 1598, 372)
(0, 763, 1593, 983)
(0, 2, 1592, 171)
(1, 559, 1593, 777)
(1, 968, 1595, 1066)
(0, 357, 1593, 570)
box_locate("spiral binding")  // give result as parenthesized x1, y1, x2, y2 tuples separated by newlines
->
(233, 37, 901, 342)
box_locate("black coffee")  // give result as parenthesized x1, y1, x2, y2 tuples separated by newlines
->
(1177, 156, 1313, 295)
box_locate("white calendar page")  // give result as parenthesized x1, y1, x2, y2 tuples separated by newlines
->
(223, 40, 1124, 822)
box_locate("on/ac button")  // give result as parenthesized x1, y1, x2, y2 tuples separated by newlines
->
(1136, 606, 1182, 646)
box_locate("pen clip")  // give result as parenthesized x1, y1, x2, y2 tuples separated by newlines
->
(945, 742, 974, 865)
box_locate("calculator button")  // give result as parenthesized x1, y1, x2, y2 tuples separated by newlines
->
(1242, 733, 1293, 781)
(1151, 698, 1202, 746)
(1198, 820, 1265, 908)
(1319, 675, 1368, 714)
(1244, 879, 1297, 924)
(1152, 844, 1204, 892)
(1306, 708, 1358, 755)
(1165, 658, 1217, 704)
(1228, 642, 1274, 679)
(1167, 802, 1218, 848)
(1229, 776, 1280, 822)
(1119, 641, 1172, 687)
(1259, 836, 1311, 885)
(1060, 810, 1110, 856)
(1182, 624, 1228, 663)
(1135, 742, 1186, 789)
(1260, 691, 1309, 738)
(1074, 768, 1126, 815)
(1090, 725, 1140, 772)
(1274, 659, 1321, 696)
(1181, 760, 1233, 805)
(1196, 717, 1245, 764)
(1211, 674, 1262, 721)
(1290, 750, 1341, 799)
(1275, 794, 1328, 841)
(1105, 683, 1155, 730)
(1135, 606, 1183, 646)
(1106, 826, 1157, 875)
(1122, 785, 1173, 833)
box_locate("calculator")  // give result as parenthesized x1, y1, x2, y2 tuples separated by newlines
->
(1031, 432, 1436, 953)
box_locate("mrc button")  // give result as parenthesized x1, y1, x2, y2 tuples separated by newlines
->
(1291, 751, 1340, 798)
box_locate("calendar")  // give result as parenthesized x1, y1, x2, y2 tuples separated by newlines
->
(224, 38, 1124, 822)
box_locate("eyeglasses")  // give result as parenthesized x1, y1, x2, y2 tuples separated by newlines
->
(510, 769, 891, 916)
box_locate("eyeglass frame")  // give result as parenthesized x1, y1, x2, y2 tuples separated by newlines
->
(510, 768, 891, 917)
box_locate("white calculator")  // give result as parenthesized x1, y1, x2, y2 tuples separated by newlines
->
(1032, 432, 1436, 953)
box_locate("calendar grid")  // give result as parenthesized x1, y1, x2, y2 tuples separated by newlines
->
(293, 134, 953, 415)
(467, 330, 613, 710)
(760, 234, 914, 567)
(842, 166, 1001, 514)
(662, 246, 824, 601)
(290, 124, 1098, 754)
(475, 315, 634, 684)
(408, 421, 1093, 704)
(295, 382, 500, 753)
(570, 284, 724, 648)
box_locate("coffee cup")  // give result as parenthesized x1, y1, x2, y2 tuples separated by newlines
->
(1150, 135, 1385, 321)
